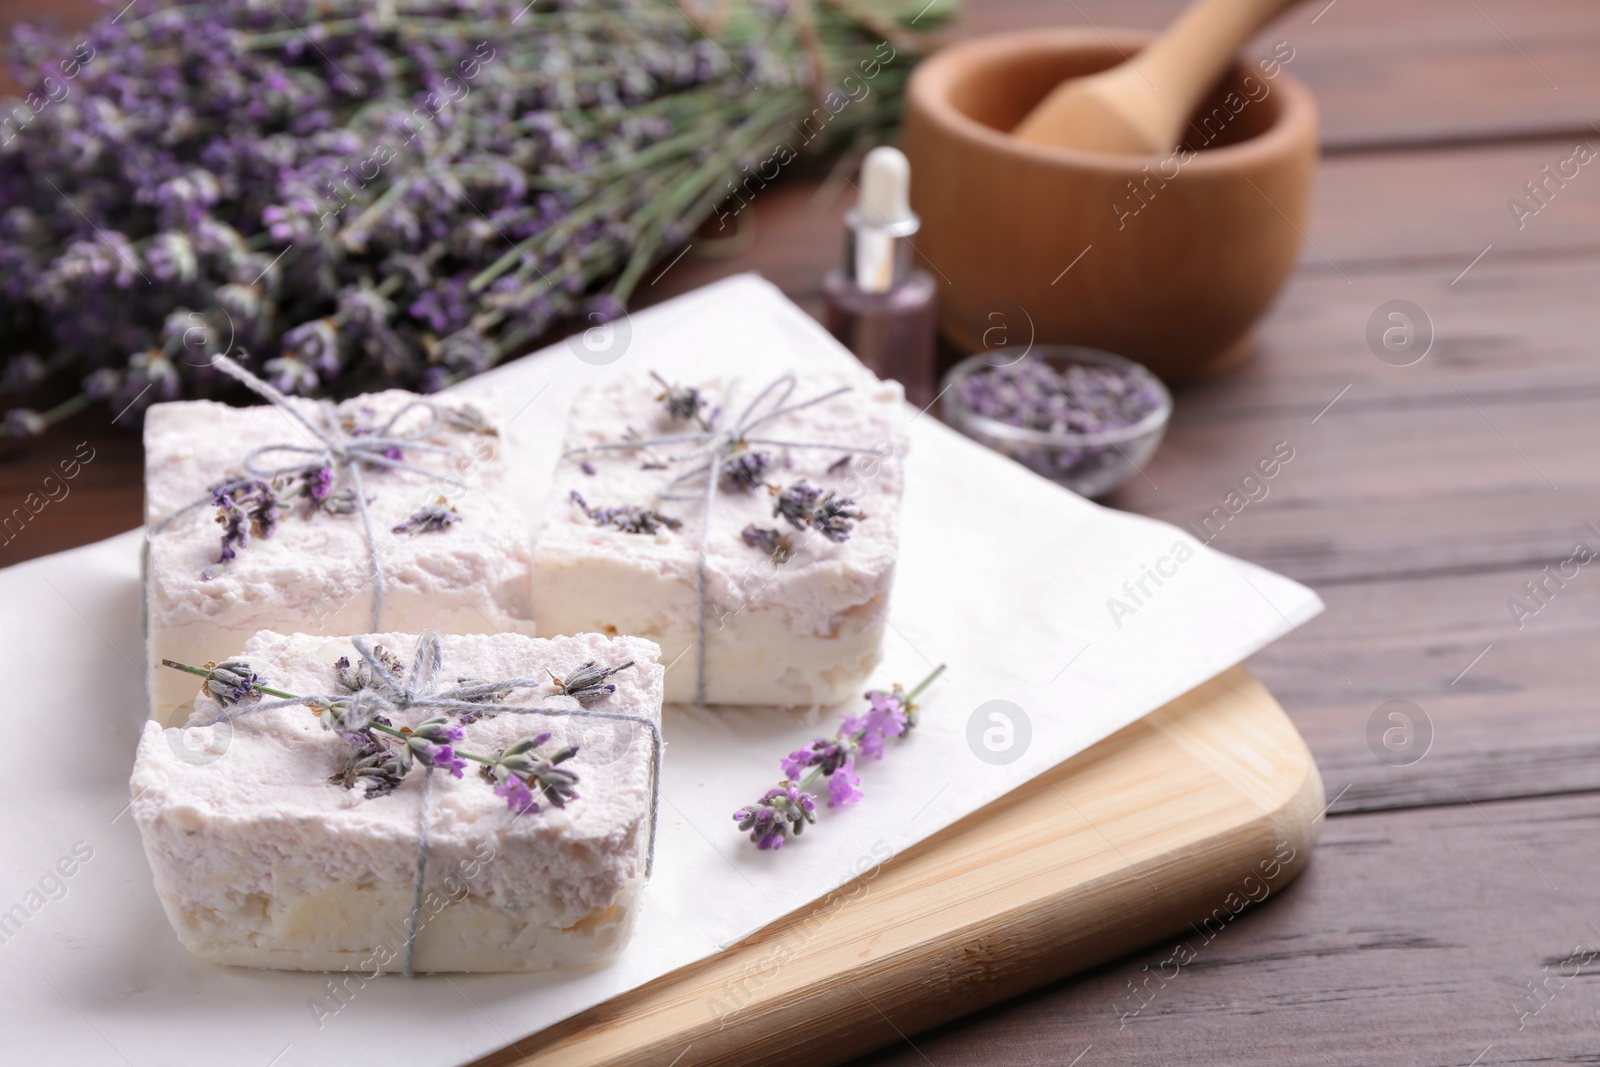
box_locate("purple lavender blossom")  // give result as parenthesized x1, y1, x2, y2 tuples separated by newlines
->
(845, 690, 908, 761)
(495, 774, 538, 815)
(733, 785, 817, 850)
(392, 502, 459, 534)
(740, 524, 794, 563)
(422, 743, 468, 779)
(650, 371, 708, 426)
(204, 659, 260, 706)
(212, 478, 280, 563)
(719, 449, 771, 491)
(773, 481, 862, 543)
(0, 2, 951, 436)
(551, 660, 634, 706)
(570, 490, 681, 535)
(732, 666, 943, 851)
(304, 464, 334, 504)
(3, 409, 45, 438)
(827, 761, 862, 807)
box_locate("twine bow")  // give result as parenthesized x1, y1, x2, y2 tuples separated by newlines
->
(151, 354, 468, 630)
(564, 373, 892, 704)
(193, 632, 662, 978)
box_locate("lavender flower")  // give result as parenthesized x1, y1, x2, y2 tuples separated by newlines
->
(202, 659, 260, 706)
(772, 481, 862, 543)
(331, 747, 406, 799)
(392, 501, 459, 534)
(740, 524, 795, 564)
(650, 371, 708, 427)
(570, 490, 681, 535)
(550, 660, 634, 705)
(488, 734, 581, 815)
(406, 738, 467, 778)
(0, 1, 951, 436)
(413, 716, 466, 745)
(304, 464, 334, 505)
(334, 647, 404, 693)
(843, 689, 910, 761)
(827, 762, 863, 806)
(719, 449, 771, 491)
(212, 478, 281, 563)
(3, 409, 46, 438)
(731, 664, 945, 851)
(734, 786, 817, 850)
(494, 774, 538, 815)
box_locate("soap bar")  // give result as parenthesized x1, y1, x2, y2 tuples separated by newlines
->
(534, 371, 907, 706)
(130, 630, 662, 974)
(144, 390, 535, 725)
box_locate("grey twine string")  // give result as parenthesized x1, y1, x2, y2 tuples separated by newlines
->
(192, 632, 664, 978)
(564, 373, 891, 705)
(149, 354, 468, 631)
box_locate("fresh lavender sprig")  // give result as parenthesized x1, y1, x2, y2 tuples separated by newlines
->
(732, 664, 946, 851)
(0, 0, 954, 434)
(159, 656, 578, 816)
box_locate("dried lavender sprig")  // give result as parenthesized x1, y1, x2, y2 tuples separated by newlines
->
(731, 663, 945, 851)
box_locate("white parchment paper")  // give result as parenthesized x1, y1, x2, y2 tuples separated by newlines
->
(0, 275, 1320, 1066)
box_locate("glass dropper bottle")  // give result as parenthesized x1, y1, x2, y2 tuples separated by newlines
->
(822, 147, 939, 409)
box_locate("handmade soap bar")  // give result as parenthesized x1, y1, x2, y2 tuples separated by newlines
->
(130, 630, 662, 974)
(534, 371, 907, 706)
(144, 388, 535, 725)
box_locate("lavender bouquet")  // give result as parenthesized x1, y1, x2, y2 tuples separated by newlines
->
(0, 0, 952, 436)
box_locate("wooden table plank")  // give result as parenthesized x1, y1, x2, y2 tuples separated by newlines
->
(968, 0, 1600, 151)
(848, 790, 1600, 1067)
(1250, 565, 1600, 811)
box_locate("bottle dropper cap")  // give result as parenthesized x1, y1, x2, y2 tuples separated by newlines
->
(848, 146, 920, 294)
(857, 147, 915, 229)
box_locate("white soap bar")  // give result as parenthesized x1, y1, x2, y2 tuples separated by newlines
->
(144, 390, 535, 725)
(534, 372, 907, 706)
(130, 630, 662, 974)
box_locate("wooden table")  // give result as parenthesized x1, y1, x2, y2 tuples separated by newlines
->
(6, 2, 1600, 1063)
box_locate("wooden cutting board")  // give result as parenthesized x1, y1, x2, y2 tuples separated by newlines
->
(477, 666, 1323, 1067)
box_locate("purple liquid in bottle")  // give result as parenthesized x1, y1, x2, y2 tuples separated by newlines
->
(821, 147, 939, 410)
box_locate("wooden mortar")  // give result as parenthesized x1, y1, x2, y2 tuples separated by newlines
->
(902, 29, 1318, 381)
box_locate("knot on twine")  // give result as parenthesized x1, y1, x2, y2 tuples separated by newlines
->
(152, 355, 470, 631)
(564, 372, 894, 704)
(189, 631, 662, 978)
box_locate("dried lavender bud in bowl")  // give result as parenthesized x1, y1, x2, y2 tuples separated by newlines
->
(940, 346, 1172, 499)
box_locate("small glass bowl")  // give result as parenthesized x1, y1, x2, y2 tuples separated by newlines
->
(940, 345, 1172, 499)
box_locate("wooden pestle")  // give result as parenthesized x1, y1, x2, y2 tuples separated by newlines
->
(1012, 0, 1301, 153)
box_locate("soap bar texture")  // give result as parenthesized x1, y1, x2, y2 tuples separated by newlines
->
(143, 391, 535, 725)
(130, 630, 663, 974)
(534, 371, 907, 706)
